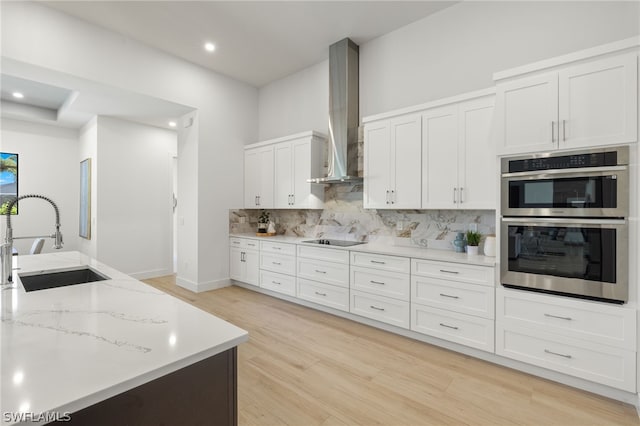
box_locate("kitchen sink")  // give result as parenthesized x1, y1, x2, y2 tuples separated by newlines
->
(19, 267, 110, 292)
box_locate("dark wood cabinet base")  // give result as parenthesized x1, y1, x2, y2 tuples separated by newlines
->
(56, 347, 237, 426)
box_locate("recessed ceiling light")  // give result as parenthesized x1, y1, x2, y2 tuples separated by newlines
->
(168, 121, 177, 128)
(12, 92, 24, 99)
(204, 42, 215, 52)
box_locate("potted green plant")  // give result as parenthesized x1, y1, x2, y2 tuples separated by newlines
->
(465, 230, 482, 255)
(257, 210, 270, 233)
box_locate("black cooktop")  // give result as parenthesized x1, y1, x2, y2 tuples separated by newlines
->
(302, 239, 366, 247)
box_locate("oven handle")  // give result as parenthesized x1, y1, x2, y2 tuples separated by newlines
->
(501, 165, 627, 178)
(501, 217, 627, 226)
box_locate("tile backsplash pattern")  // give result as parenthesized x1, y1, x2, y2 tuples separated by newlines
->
(230, 184, 495, 251)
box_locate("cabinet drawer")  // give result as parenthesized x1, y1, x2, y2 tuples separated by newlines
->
(351, 266, 410, 301)
(412, 259, 494, 286)
(297, 258, 349, 288)
(411, 304, 494, 352)
(498, 287, 636, 350)
(412, 277, 494, 319)
(260, 252, 296, 276)
(260, 270, 296, 297)
(229, 237, 259, 250)
(260, 241, 296, 256)
(350, 252, 410, 274)
(411, 303, 494, 353)
(297, 278, 349, 312)
(350, 290, 410, 329)
(297, 244, 349, 264)
(496, 323, 636, 392)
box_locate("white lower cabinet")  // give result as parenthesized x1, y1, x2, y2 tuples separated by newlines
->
(411, 304, 494, 352)
(297, 278, 349, 312)
(296, 245, 349, 312)
(496, 323, 636, 392)
(260, 270, 296, 296)
(350, 290, 410, 329)
(410, 258, 495, 353)
(259, 241, 296, 297)
(229, 238, 259, 286)
(496, 287, 637, 392)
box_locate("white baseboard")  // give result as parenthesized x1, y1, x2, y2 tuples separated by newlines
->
(129, 268, 172, 280)
(177, 276, 231, 293)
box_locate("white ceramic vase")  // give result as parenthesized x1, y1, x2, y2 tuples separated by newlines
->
(466, 245, 479, 255)
(483, 236, 496, 257)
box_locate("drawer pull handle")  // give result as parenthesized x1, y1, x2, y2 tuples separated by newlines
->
(315, 291, 327, 296)
(233, 241, 240, 244)
(247, 243, 256, 247)
(315, 270, 327, 274)
(544, 349, 572, 359)
(544, 313, 573, 321)
(370, 305, 385, 311)
(272, 281, 281, 285)
(370, 280, 385, 285)
(439, 269, 459, 274)
(273, 247, 281, 250)
(439, 293, 459, 299)
(370, 260, 386, 264)
(272, 262, 282, 265)
(439, 323, 459, 330)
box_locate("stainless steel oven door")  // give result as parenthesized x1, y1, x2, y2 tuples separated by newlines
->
(500, 217, 628, 303)
(501, 166, 628, 218)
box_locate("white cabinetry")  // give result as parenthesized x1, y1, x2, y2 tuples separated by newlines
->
(363, 114, 422, 209)
(495, 52, 637, 155)
(411, 259, 495, 352)
(349, 252, 410, 329)
(496, 287, 637, 392)
(245, 131, 325, 209)
(297, 245, 349, 312)
(274, 134, 325, 209)
(421, 96, 496, 209)
(229, 237, 259, 286)
(244, 146, 274, 208)
(259, 241, 297, 296)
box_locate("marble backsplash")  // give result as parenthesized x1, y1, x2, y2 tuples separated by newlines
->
(230, 184, 496, 251)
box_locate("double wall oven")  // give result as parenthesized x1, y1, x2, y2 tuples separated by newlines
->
(500, 146, 629, 304)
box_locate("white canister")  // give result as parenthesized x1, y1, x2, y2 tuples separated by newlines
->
(483, 236, 496, 257)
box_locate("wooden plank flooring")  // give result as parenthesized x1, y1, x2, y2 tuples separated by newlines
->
(142, 276, 640, 426)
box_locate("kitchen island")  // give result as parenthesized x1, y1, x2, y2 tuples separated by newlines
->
(1, 251, 248, 425)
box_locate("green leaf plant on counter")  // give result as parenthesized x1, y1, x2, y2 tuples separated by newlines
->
(465, 230, 482, 247)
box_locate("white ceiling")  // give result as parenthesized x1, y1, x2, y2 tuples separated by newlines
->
(43, 1, 458, 87)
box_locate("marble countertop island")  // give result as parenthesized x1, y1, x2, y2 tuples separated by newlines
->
(1, 251, 248, 425)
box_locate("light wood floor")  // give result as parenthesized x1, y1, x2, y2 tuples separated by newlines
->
(142, 276, 640, 426)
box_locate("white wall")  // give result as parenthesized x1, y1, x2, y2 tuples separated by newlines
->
(359, 1, 640, 117)
(0, 118, 80, 255)
(1, 2, 259, 290)
(96, 117, 177, 279)
(258, 60, 328, 141)
(78, 117, 98, 258)
(257, 1, 639, 140)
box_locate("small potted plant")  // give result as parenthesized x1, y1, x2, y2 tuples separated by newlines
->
(257, 210, 270, 233)
(465, 230, 482, 255)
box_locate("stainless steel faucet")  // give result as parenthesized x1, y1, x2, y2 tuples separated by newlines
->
(1, 194, 64, 284)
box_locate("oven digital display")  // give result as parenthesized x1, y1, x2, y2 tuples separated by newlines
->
(508, 151, 618, 173)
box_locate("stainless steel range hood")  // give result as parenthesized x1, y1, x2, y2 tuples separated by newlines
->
(308, 38, 362, 184)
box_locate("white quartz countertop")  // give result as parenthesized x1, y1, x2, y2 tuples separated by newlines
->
(1, 251, 248, 424)
(230, 233, 496, 267)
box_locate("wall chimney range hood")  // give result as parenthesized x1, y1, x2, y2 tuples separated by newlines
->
(308, 38, 362, 184)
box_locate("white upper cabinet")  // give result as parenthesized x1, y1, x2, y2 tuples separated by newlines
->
(245, 131, 325, 209)
(496, 52, 637, 155)
(274, 135, 324, 209)
(244, 145, 274, 208)
(558, 54, 637, 149)
(364, 114, 421, 209)
(422, 95, 496, 209)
